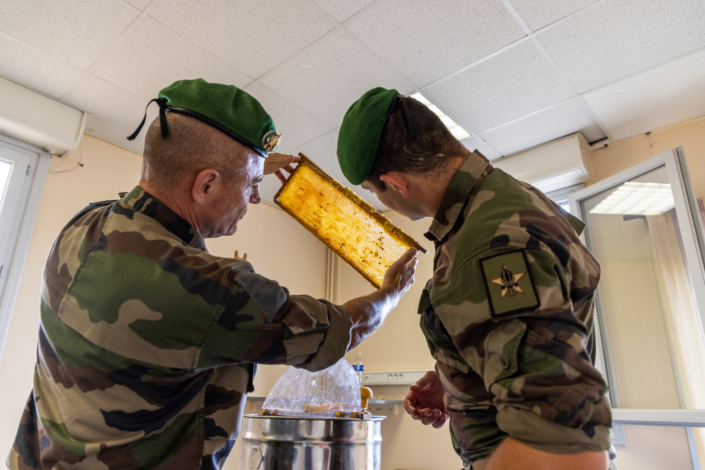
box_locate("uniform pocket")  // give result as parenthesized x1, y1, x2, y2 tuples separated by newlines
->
(520, 326, 606, 418)
(483, 319, 527, 389)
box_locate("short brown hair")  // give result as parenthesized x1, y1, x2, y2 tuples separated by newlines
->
(143, 112, 249, 190)
(367, 97, 465, 189)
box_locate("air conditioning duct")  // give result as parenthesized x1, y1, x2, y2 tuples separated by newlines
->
(0, 76, 87, 156)
(491, 133, 593, 193)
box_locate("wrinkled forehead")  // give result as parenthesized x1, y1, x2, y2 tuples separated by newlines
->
(241, 149, 264, 177)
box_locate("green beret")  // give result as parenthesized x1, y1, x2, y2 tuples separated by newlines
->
(337, 87, 399, 185)
(128, 78, 280, 157)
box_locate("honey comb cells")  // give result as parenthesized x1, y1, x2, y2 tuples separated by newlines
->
(274, 154, 426, 288)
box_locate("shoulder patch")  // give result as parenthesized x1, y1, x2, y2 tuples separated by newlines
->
(480, 249, 540, 319)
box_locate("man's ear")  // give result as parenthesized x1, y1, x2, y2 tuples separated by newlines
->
(192, 168, 220, 204)
(379, 172, 410, 197)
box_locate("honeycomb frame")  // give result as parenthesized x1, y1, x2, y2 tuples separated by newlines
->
(274, 153, 427, 288)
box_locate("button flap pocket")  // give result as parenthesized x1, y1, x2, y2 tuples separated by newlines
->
(483, 319, 527, 387)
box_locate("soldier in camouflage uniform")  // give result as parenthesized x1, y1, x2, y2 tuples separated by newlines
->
(337, 88, 612, 470)
(8, 80, 418, 470)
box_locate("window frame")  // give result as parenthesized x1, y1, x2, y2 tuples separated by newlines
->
(0, 134, 50, 359)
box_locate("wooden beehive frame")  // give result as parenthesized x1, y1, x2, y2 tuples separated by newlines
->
(274, 153, 427, 288)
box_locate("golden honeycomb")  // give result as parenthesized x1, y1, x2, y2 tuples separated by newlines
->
(274, 154, 427, 288)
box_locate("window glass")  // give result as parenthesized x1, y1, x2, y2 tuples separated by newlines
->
(582, 165, 705, 466)
(582, 166, 705, 412)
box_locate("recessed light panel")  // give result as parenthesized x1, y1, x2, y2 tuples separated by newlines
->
(589, 182, 675, 216)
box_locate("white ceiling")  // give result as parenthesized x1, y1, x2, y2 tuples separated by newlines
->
(2, 0, 705, 210)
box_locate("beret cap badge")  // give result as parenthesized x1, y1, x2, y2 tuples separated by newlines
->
(263, 131, 282, 152)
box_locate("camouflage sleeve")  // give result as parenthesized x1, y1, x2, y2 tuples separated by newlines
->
(198, 268, 352, 372)
(432, 246, 612, 455)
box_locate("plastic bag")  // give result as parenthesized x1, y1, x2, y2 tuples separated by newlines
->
(262, 358, 361, 415)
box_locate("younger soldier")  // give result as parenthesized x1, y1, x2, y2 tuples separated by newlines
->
(9, 80, 418, 470)
(336, 88, 612, 470)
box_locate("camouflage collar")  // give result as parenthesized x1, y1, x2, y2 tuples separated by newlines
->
(425, 151, 492, 243)
(122, 186, 206, 250)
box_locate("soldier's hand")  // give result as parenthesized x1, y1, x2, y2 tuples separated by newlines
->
(264, 153, 300, 184)
(381, 248, 418, 300)
(404, 370, 448, 429)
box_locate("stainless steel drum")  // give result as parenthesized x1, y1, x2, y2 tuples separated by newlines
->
(239, 414, 383, 470)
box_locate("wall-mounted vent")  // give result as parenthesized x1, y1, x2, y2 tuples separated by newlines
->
(491, 133, 593, 193)
(0, 77, 86, 156)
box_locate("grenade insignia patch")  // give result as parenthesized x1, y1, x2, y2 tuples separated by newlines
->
(480, 250, 540, 319)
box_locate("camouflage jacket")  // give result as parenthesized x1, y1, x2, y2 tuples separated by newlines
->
(418, 152, 612, 465)
(9, 186, 352, 470)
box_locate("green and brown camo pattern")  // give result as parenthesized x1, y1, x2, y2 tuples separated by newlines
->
(418, 152, 612, 466)
(9, 186, 351, 470)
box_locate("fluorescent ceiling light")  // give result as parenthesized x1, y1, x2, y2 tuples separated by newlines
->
(589, 182, 675, 216)
(409, 92, 471, 141)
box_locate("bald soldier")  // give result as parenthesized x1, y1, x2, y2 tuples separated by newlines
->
(336, 88, 613, 470)
(8, 80, 418, 470)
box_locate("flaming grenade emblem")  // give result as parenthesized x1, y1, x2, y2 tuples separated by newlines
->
(262, 131, 282, 152)
(491, 264, 525, 299)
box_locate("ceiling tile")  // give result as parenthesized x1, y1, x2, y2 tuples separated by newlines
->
(149, 0, 333, 79)
(288, 129, 344, 183)
(508, 0, 599, 31)
(0, 0, 140, 70)
(479, 98, 606, 156)
(344, 0, 525, 87)
(92, 18, 251, 101)
(259, 128, 387, 211)
(582, 49, 705, 141)
(312, 0, 377, 23)
(539, 0, 705, 93)
(123, 0, 151, 11)
(424, 40, 574, 134)
(260, 29, 414, 127)
(0, 34, 83, 98)
(461, 136, 503, 160)
(62, 75, 158, 155)
(244, 82, 333, 153)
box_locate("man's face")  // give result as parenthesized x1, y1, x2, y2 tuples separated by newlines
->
(202, 150, 263, 238)
(361, 179, 428, 222)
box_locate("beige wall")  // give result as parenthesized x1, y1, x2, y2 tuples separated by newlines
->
(590, 115, 705, 200)
(0, 135, 328, 462)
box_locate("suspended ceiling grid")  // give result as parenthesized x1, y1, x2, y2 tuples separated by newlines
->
(1, 0, 705, 209)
